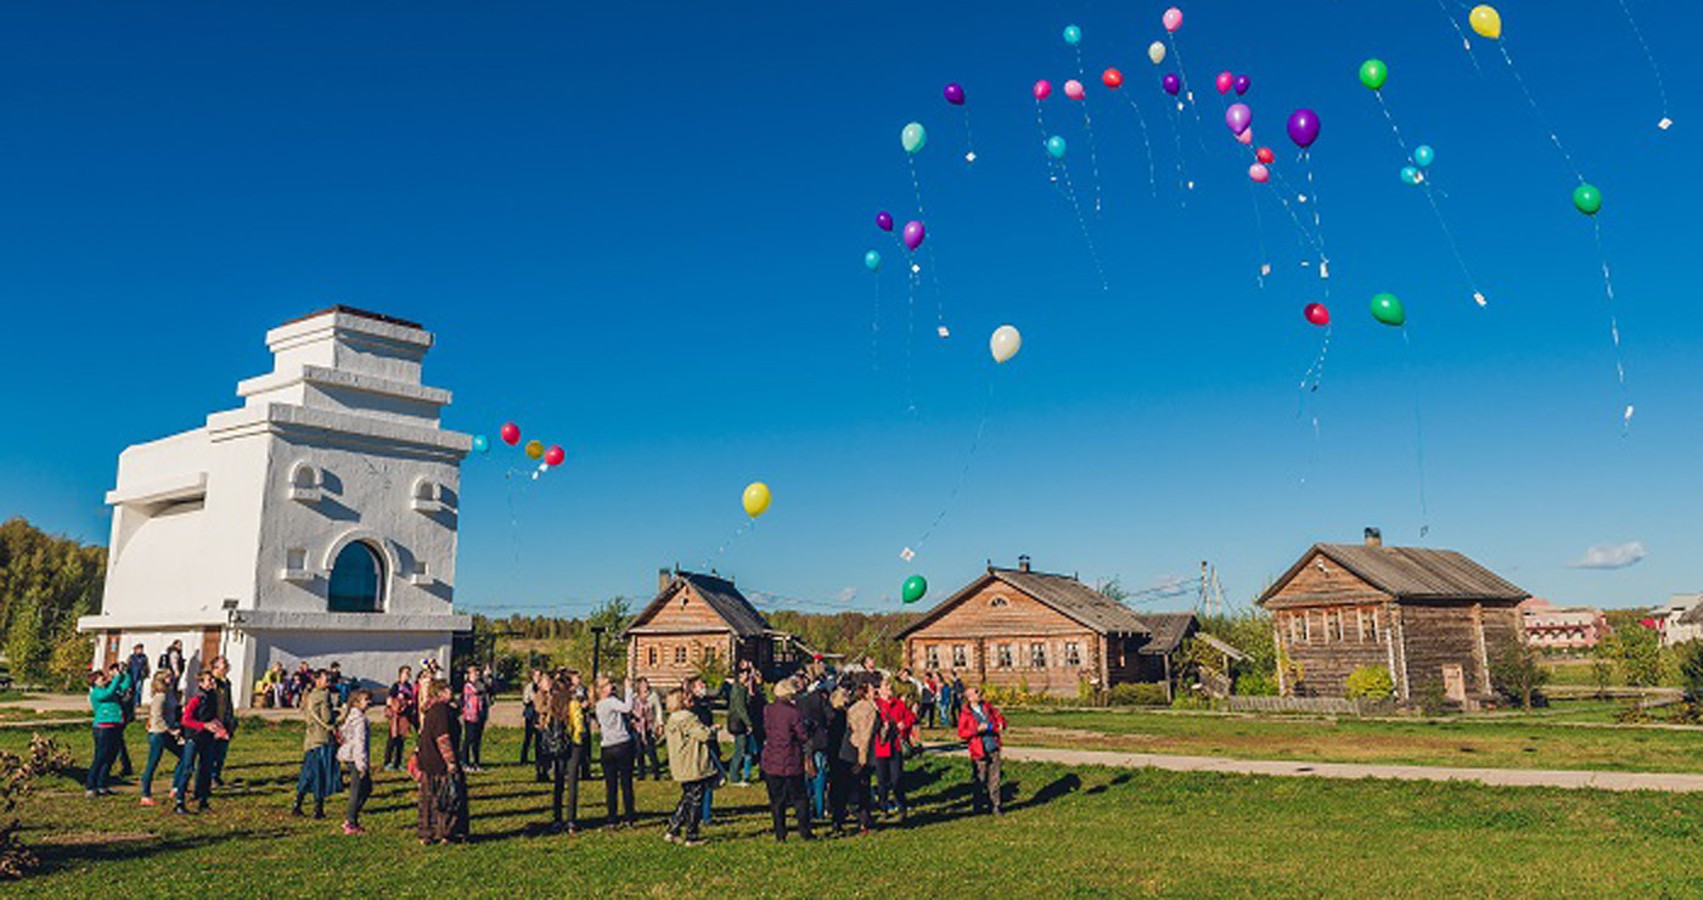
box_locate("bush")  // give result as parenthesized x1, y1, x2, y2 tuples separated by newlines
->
(45, 631, 95, 692)
(0, 734, 71, 879)
(1415, 684, 1451, 716)
(1345, 666, 1395, 700)
(1234, 670, 1279, 696)
(1107, 683, 1170, 707)
(1677, 641, 1703, 702)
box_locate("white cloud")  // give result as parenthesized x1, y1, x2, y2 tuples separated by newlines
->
(1570, 541, 1647, 570)
(837, 586, 859, 605)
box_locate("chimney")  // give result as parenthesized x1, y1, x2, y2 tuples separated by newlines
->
(1018, 555, 1032, 573)
(1364, 527, 1383, 549)
(658, 567, 674, 593)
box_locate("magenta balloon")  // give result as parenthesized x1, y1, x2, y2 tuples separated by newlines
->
(1162, 73, 1181, 96)
(944, 83, 966, 106)
(902, 220, 926, 251)
(876, 211, 894, 232)
(1225, 103, 1252, 135)
(1233, 74, 1251, 95)
(1287, 108, 1321, 149)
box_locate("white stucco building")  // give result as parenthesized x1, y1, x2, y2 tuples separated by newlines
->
(79, 307, 472, 705)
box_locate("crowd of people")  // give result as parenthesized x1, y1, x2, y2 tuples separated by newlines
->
(85, 651, 1008, 847)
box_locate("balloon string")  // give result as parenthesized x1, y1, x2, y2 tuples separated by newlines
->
(1593, 219, 1633, 434)
(1071, 44, 1103, 215)
(1165, 97, 1190, 206)
(912, 375, 996, 554)
(1376, 90, 1483, 305)
(1298, 325, 1331, 399)
(1246, 176, 1268, 288)
(704, 518, 756, 572)
(1165, 32, 1207, 136)
(907, 154, 928, 216)
(1402, 328, 1431, 538)
(870, 268, 882, 373)
(904, 255, 917, 415)
(1494, 42, 1583, 182)
(1051, 155, 1108, 291)
(1616, 0, 1672, 128)
(960, 105, 978, 163)
(1433, 0, 1483, 73)
(1123, 94, 1157, 200)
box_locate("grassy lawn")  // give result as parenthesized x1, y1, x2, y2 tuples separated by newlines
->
(997, 706, 1703, 773)
(3, 721, 1703, 897)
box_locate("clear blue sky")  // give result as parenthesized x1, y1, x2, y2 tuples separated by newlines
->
(0, 2, 1696, 615)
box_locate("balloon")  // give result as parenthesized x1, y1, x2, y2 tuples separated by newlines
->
(1469, 5, 1501, 40)
(1370, 293, 1406, 327)
(1225, 103, 1252, 135)
(1256, 146, 1275, 164)
(742, 482, 772, 518)
(1162, 73, 1181, 96)
(902, 220, 925, 251)
(1414, 144, 1435, 168)
(1215, 71, 1233, 95)
(901, 575, 928, 605)
(1033, 79, 1052, 101)
(1064, 79, 1085, 101)
(876, 210, 894, 232)
(1359, 58, 1388, 91)
(1045, 135, 1067, 159)
(1233, 74, 1251, 96)
(944, 83, 966, 106)
(1249, 163, 1270, 183)
(1063, 24, 1081, 45)
(1400, 165, 1422, 185)
(1287, 108, 1321, 149)
(990, 324, 1022, 364)
(1573, 183, 1602, 216)
(543, 445, 565, 467)
(1304, 303, 1331, 327)
(471, 434, 489, 454)
(1102, 67, 1123, 89)
(901, 122, 926, 154)
(1148, 41, 1167, 65)
(524, 439, 544, 460)
(500, 422, 521, 445)
(1162, 7, 1182, 32)
(1235, 128, 1253, 145)
(864, 250, 882, 271)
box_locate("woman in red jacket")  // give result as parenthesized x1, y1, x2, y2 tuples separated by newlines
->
(956, 685, 1006, 815)
(872, 678, 917, 820)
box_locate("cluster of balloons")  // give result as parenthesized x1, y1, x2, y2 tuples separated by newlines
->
(482, 421, 566, 469)
(742, 482, 772, 518)
(1400, 145, 1436, 186)
(1215, 71, 1251, 96)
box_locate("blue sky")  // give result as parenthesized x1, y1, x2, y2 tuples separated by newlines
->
(0, 2, 1696, 615)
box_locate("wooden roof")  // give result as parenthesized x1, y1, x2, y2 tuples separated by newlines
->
(896, 567, 1154, 639)
(1259, 543, 1528, 606)
(1134, 612, 1197, 656)
(624, 570, 771, 639)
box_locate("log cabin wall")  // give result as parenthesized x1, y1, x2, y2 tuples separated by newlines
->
(903, 580, 1104, 697)
(1397, 600, 1512, 698)
(625, 581, 739, 689)
(1264, 553, 1394, 697)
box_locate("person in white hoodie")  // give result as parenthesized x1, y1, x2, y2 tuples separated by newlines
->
(336, 689, 373, 835)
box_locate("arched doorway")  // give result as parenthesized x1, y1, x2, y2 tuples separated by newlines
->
(328, 541, 383, 612)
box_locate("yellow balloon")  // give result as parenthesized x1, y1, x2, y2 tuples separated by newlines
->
(742, 482, 772, 518)
(524, 439, 544, 460)
(1469, 4, 1501, 40)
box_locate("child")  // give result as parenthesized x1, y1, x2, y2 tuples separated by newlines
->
(337, 689, 373, 834)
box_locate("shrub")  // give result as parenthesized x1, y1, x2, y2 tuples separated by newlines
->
(1107, 683, 1171, 707)
(1234, 670, 1279, 696)
(1491, 642, 1550, 710)
(1415, 684, 1451, 716)
(1345, 666, 1395, 700)
(46, 631, 96, 692)
(1677, 641, 1703, 702)
(0, 734, 71, 879)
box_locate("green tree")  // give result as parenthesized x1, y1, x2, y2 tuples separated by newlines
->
(1490, 642, 1550, 710)
(3, 594, 48, 685)
(1600, 624, 1667, 688)
(1676, 641, 1703, 702)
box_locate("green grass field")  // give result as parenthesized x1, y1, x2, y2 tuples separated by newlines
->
(4, 719, 1703, 897)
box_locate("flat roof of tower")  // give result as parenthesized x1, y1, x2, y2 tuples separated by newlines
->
(280, 305, 423, 331)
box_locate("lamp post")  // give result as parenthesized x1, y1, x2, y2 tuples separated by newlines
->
(590, 626, 606, 687)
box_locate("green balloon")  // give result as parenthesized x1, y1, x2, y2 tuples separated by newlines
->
(1359, 58, 1387, 91)
(901, 121, 927, 154)
(901, 575, 928, 604)
(1370, 292, 1406, 327)
(1573, 183, 1602, 216)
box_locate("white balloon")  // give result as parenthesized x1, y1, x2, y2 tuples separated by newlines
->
(990, 325, 1022, 364)
(1148, 41, 1167, 65)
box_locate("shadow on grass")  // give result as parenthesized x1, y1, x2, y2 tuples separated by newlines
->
(32, 826, 287, 875)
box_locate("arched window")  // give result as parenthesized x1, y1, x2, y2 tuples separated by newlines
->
(989, 595, 1010, 608)
(328, 542, 383, 613)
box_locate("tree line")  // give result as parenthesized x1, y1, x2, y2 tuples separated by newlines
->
(0, 518, 106, 689)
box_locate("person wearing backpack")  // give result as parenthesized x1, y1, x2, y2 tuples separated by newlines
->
(539, 670, 586, 834)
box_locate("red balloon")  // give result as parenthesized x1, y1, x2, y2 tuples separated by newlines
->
(1101, 67, 1124, 89)
(544, 445, 565, 467)
(1256, 147, 1275, 165)
(499, 422, 521, 445)
(1304, 303, 1331, 327)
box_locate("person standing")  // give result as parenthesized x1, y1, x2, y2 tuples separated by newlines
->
(663, 687, 717, 847)
(540, 670, 586, 834)
(293, 669, 340, 819)
(158, 640, 185, 690)
(139, 670, 182, 806)
(631, 677, 664, 781)
(796, 674, 835, 820)
(759, 678, 813, 841)
(594, 676, 638, 829)
(685, 676, 722, 825)
(520, 669, 541, 773)
(833, 681, 878, 835)
(873, 678, 917, 819)
(920, 671, 939, 729)
(208, 656, 237, 786)
(84, 664, 133, 798)
(384, 666, 416, 772)
(173, 670, 226, 814)
(414, 678, 467, 845)
(337, 689, 373, 835)
(725, 666, 754, 787)
(956, 685, 1006, 816)
(124, 644, 150, 710)
(459, 665, 486, 773)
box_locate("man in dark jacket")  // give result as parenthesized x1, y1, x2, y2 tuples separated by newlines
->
(796, 678, 834, 819)
(725, 667, 754, 786)
(208, 656, 238, 786)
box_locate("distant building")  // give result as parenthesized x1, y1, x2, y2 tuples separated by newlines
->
(623, 568, 812, 689)
(1518, 598, 1609, 651)
(1258, 528, 1528, 706)
(1654, 594, 1703, 646)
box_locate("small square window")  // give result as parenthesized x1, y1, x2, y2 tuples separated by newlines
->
(951, 645, 967, 668)
(674, 646, 687, 665)
(925, 646, 940, 670)
(996, 645, 1013, 668)
(1064, 642, 1082, 667)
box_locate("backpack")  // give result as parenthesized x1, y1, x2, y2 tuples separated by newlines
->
(539, 721, 570, 760)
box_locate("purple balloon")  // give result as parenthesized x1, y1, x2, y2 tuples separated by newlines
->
(1225, 103, 1252, 136)
(1233, 74, 1251, 95)
(1287, 108, 1321, 149)
(944, 83, 966, 106)
(876, 211, 894, 232)
(1162, 73, 1181, 96)
(902, 220, 926, 251)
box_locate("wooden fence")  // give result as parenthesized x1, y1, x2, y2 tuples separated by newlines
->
(1226, 695, 1394, 716)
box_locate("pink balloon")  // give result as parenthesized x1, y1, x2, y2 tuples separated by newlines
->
(1033, 79, 1052, 101)
(1235, 128, 1253, 145)
(1162, 7, 1182, 32)
(1225, 102, 1252, 135)
(1215, 71, 1233, 95)
(1249, 163, 1270, 183)
(1063, 79, 1085, 100)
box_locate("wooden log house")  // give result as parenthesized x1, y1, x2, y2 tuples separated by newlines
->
(1258, 528, 1529, 705)
(623, 568, 800, 689)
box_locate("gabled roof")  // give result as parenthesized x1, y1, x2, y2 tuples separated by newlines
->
(896, 567, 1152, 639)
(1134, 612, 1197, 656)
(1259, 543, 1528, 606)
(624, 570, 771, 639)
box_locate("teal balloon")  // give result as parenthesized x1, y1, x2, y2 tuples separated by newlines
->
(1046, 135, 1067, 159)
(1063, 24, 1082, 45)
(901, 121, 927, 154)
(471, 434, 489, 454)
(1370, 292, 1406, 327)
(1413, 144, 1435, 167)
(1400, 165, 1421, 186)
(864, 250, 881, 272)
(901, 575, 928, 604)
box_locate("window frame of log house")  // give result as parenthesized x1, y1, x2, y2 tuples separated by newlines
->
(1064, 641, 1082, 667)
(925, 645, 940, 670)
(952, 645, 968, 668)
(674, 646, 687, 665)
(1029, 642, 1047, 668)
(1327, 610, 1344, 642)
(995, 644, 1014, 668)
